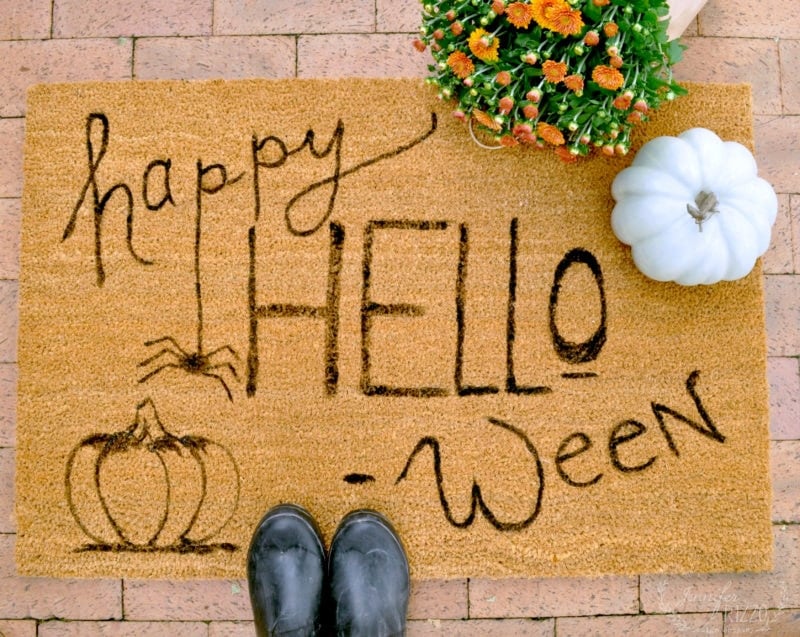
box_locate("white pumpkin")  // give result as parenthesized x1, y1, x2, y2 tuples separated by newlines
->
(611, 128, 777, 285)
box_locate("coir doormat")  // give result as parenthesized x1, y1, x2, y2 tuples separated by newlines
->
(16, 79, 772, 579)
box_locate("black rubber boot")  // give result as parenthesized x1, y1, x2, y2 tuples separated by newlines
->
(247, 504, 326, 637)
(328, 510, 410, 637)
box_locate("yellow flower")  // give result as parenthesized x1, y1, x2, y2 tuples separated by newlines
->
(468, 28, 500, 63)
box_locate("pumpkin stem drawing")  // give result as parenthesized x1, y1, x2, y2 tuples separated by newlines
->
(65, 398, 241, 554)
(138, 167, 240, 400)
(686, 190, 719, 232)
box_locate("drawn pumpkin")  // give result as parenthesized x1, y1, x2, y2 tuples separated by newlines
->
(65, 398, 240, 551)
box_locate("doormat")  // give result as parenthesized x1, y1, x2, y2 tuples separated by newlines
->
(16, 79, 772, 579)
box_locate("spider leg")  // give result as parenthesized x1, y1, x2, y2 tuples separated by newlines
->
(205, 345, 240, 361)
(202, 372, 233, 401)
(139, 363, 185, 384)
(207, 362, 239, 381)
(143, 336, 190, 357)
(138, 347, 181, 368)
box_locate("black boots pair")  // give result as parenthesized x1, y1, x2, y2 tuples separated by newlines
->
(247, 504, 410, 637)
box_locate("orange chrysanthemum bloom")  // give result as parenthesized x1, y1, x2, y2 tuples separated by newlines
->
(506, 2, 534, 28)
(612, 93, 632, 110)
(604, 21, 619, 37)
(537, 122, 566, 146)
(447, 51, 475, 79)
(529, 0, 562, 29)
(547, 7, 584, 35)
(468, 28, 500, 62)
(500, 135, 519, 147)
(592, 65, 625, 90)
(542, 59, 567, 83)
(564, 74, 584, 93)
(555, 145, 579, 163)
(472, 109, 502, 131)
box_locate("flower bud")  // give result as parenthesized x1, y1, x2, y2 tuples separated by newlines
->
(446, 9, 456, 21)
(463, 77, 474, 87)
(522, 52, 538, 64)
(522, 104, 539, 119)
(451, 21, 463, 35)
(633, 99, 648, 112)
(495, 70, 512, 86)
(412, 38, 427, 53)
(526, 88, 542, 102)
(584, 31, 600, 46)
(567, 121, 579, 132)
(453, 110, 466, 121)
(498, 96, 515, 114)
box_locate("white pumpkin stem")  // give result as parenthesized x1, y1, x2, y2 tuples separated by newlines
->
(686, 190, 719, 232)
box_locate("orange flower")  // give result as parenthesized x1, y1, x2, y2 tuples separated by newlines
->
(498, 96, 515, 114)
(472, 109, 502, 131)
(547, 7, 584, 35)
(583, 30, 600, 46)
(412, 38, 427, 53)
(593, 0, 610, 5)
(522, 103, 539, 119)
(450, 21, 464, 35)
(610, 55, 623, 69)
(492, 0, 506, 15)
(542, 59, 567, 83)
(555, 146, 579, 164)
(530, 0, 581, 34)
(604, 21, 619, 37)
(500, 135, 519, 147)
(468, 28, 500, 62)
(447, 51, 475, 79)
(592, 64, 625, 90)
(612, 93, 632, 110)
(537, 121, 565, 146)
(506, 2, 534, 28)
(564, 74, 584, 93)
(495, 70, 512, 86)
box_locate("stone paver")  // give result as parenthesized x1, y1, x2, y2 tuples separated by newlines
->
(53, 0, 212, 37)
(134, 36, 296, 80)
(0, 0, 798, 635)
(0, 39, 132, 117)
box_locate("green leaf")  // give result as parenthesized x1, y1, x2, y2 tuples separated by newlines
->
(667, 39, 686, 64)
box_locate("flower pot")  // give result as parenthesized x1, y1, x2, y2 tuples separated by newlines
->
(666, 0, 708, 40)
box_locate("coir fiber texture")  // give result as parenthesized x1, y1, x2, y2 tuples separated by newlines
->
(16, 79, 772, 578)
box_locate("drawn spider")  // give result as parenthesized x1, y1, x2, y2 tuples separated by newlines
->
(138, 336, 240, 401)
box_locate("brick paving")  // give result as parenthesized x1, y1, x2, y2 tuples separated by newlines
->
(0, 0, 798, 634)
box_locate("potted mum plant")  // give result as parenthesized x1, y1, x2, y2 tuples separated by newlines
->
(414, 0, 694, 161)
